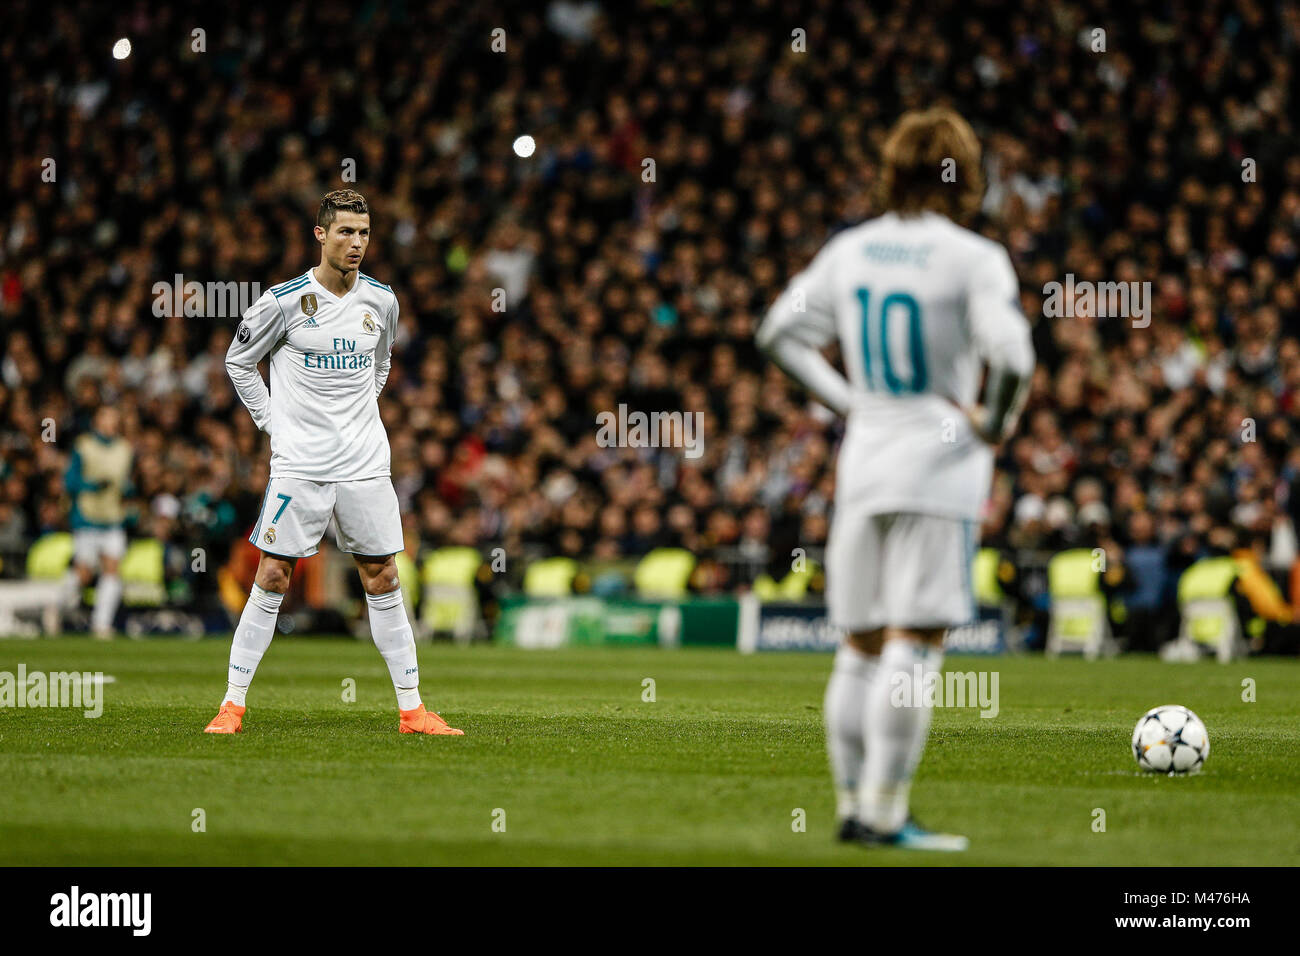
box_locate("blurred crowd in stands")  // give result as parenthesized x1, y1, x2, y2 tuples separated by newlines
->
(4, 0, 1300, 648)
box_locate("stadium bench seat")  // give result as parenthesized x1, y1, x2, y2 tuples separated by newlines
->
(119, 538, 166, 607)
(1168, 556, 1246, 662)
(633, 548, 696, 600)
(0, 532, 75, 635)
(26, 532, 74, 579)
(419, 546, 482, 642)
(1045, 549, 1116, 659)
(753, 561, 820, 601)
(523, 557, 579, 597)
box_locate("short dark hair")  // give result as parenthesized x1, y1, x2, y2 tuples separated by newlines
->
(317, 189, 370, 229)
(877, 108, 984, 220)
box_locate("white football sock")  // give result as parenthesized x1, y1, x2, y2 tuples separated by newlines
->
(91, 574, 121, 633)
(366, 587, 422, 710)
(824, 642, 878, 822)
(222, 584, 283, 706)
(62, 569, 83, 607)
(860, 639, 941, 834)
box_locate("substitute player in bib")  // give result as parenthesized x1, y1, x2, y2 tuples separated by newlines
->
(757, 109, 1033, 849)
(207, 189, 462, 736)
(63, 405, 133, 640)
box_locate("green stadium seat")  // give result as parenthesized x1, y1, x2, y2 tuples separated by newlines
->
(753, 560, 819, 601)
(1046, 549, 1115, 658)
(1171, 556, 1245, 662)
(633, 548, 696, 599)
(972, 548, 1003, 607)
(120, 538, 166, 607)
(419, 546, 482, 641)
(523, 557, 579, 597)
(26, 532, 74, 580)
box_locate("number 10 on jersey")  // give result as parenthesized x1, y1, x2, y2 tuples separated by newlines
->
(856, 287, 927, 394)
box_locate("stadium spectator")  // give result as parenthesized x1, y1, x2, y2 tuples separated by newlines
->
(1119, 510, 1176, 652)
(2, 0, 1299, 651)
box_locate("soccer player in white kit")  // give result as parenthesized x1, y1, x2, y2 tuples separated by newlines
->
(205, 189, 463, 736)
(757, 109, 1033, 849)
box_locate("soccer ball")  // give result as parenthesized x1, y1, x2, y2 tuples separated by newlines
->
(1131, 705, 1209, 773)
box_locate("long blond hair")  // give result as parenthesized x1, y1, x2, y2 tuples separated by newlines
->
(877, 108, 984, 220)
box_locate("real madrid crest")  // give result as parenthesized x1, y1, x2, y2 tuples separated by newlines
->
(362, 313, 377, 334)
(263, 528, 276, 545)
(300, 293, 318, 317)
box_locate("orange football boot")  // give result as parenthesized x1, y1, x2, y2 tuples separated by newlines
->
(203, 701, 245, 734)
(399, 704, 464, 736)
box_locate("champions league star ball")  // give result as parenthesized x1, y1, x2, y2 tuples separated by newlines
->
(1131, 705, 1210, 773)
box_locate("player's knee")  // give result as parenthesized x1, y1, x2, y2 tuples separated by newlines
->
(363, 572, 400, 596)
(882, 626, 945, 647)
(916, 627, 947, 647)
(256, 559, 293, 592)
(847, 629, 885, 655)
(259, 570, 291, 593)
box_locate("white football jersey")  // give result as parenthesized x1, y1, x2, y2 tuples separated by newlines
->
(761, 211, 1034, 520)
(226, 268, 399, 482)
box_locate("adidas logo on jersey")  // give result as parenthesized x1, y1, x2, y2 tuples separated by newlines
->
(304, 317, 319, 327)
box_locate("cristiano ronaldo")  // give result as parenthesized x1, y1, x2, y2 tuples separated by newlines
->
(207, 189, 463, 737)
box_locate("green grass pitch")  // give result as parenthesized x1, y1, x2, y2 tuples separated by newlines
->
(1, 638, 1297, 865)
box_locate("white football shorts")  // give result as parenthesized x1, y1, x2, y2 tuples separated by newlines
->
(73, 527, 127, 566)
(826, 509, 978, 631)
(248, 476, 403, 558)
